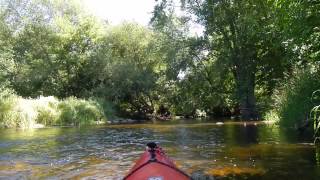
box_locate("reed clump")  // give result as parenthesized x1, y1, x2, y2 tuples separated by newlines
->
(0, 90, 108, 129)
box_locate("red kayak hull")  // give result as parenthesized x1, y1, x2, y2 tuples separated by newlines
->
(124, 147, 190, 180)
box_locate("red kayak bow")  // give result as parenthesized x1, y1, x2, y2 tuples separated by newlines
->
(123, 142, 190, 180)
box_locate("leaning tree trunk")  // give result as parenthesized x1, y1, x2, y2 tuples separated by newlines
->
(234, 63, 259, 120)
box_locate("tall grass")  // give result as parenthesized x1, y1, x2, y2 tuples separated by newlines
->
(58, 97, 106, 126)
(311, 105, 320, 143)
(34, 96, 60, 126)
(0, 91, 110, 128)
(310, 90, 320, 143)
(265, 68, 320, 129)
(0, 87, 20, 128)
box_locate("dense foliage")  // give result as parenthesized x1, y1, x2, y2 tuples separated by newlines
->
(151, 0, 320, 123)
(0, 0, 319, 130)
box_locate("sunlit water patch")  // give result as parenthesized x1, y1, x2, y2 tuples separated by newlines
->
(0, 121, 319, 179)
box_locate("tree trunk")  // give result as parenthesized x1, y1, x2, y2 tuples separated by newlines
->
(235, 64, 259, 120)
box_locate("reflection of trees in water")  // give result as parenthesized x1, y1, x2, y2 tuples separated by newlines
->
(244, 125, 259, 144)
(258, 124, 280, 142)
(223, 124, 259, 145)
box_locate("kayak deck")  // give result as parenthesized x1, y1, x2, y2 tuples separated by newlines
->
(124, 143, 190, 180)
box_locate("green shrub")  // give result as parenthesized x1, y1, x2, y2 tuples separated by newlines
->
(310, 90, 320, 143)
(34, 96, 60, 125)
(267, 68, 320, 128)
(0, 87, 19, 128)
(58, 97, 106, 126)
(11, 98, 38, 129)
(93, 98, 116, 119)
(0, 92, 109, 128)
(311, 105, 320, 142)
(0, 97, 38, 129)
(264, 109, 280, 122)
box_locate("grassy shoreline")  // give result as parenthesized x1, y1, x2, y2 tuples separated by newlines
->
(0, 94, 109, 129)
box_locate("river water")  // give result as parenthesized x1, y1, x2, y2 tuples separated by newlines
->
(0, 120, 319, 179)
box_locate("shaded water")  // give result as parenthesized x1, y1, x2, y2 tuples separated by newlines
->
(0, 120, 319, 179)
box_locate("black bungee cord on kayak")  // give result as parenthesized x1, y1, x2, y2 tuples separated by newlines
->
(146, 142, 157, 149)
(147, 142, 157, 161)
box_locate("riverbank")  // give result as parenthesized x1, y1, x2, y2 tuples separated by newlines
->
(0, 94, 109, 129)
(1, 89, 278, 129)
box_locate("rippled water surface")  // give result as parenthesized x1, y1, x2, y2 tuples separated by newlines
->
(0, 120, 319, 179)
